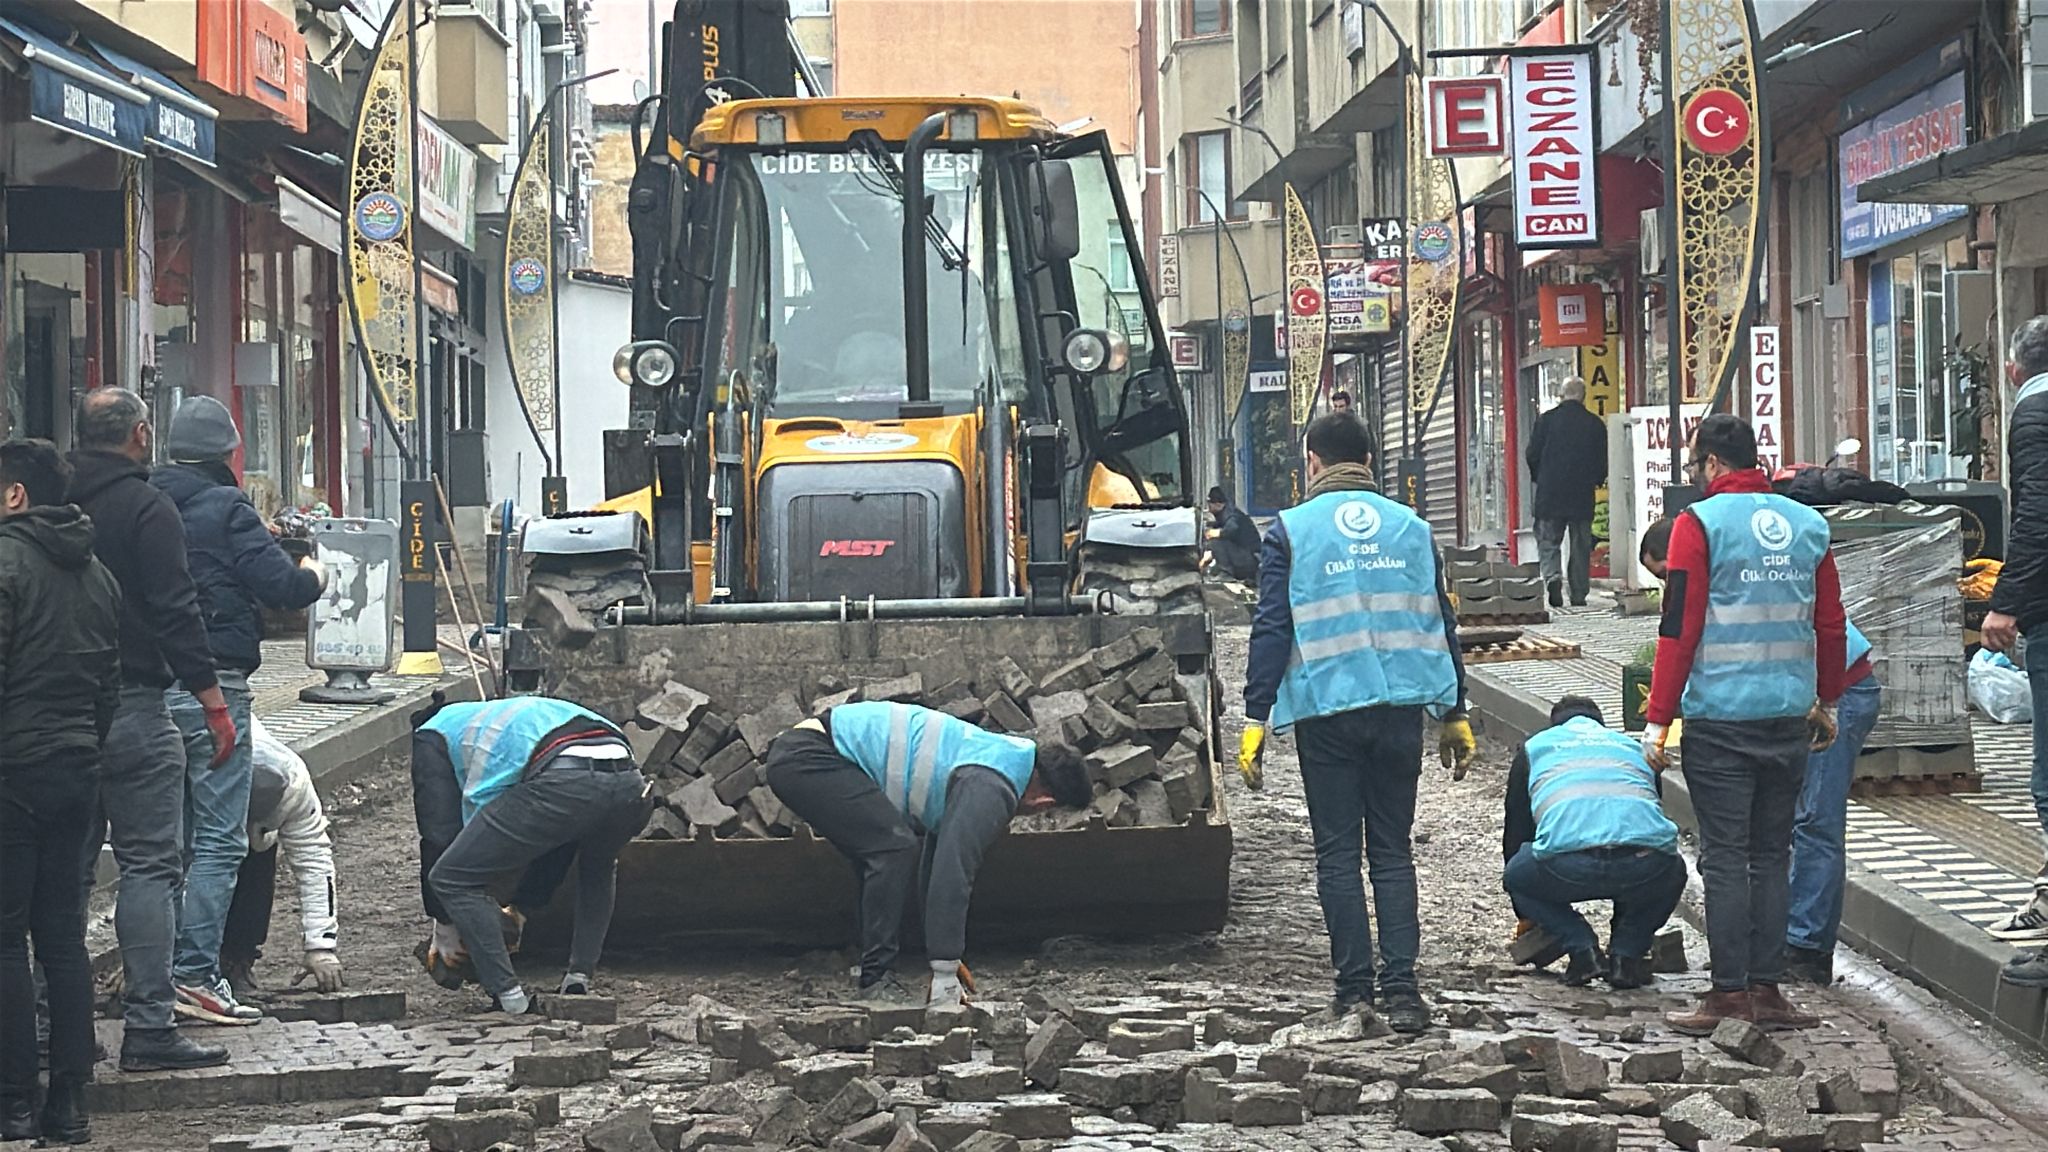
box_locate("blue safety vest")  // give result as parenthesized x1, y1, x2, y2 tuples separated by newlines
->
(829, 702, 1036, 832)
(1681, 490, 1832, 721)
(422, 698, 627, 823)
(1271, 489, 1459, 732)
(1846, 620, 1871, 669)
(1524, 717, 1678, 858)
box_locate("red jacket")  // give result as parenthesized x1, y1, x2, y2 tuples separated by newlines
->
(1648, 470, 1847, 725)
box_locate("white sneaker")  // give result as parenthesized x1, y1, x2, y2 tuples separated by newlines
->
(1989, 894, 2048, 942)
(175, 978, 262, 1025)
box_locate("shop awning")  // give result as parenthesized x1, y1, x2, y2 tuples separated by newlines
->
(1856, 116, 2048, 207)
(91, 42, 218, 166)
(0, 15, 146, 157)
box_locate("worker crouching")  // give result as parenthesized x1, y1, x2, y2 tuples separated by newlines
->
(765, 702, 1092, 1007)
(409, 693, 654, 1013)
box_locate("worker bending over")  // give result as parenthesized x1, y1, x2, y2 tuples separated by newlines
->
(409, 693, 652, 1013)
(221, 717, 343, 999)
(765, 702, 1092, 1006)
(1503, 696, 1685, 989)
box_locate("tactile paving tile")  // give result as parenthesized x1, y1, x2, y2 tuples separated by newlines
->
(1483, 591, 2045, 935)
(248, 631, 467, 755)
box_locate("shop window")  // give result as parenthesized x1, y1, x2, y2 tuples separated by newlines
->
(1182, 0, 1227, 39)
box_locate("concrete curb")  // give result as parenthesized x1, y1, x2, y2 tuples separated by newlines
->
(294, 675, 478, 794)
(1467, 663, 2048, 1054)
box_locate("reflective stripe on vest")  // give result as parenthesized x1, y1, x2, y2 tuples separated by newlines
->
(1681, 490, 1831, 721)
(831, 702, 1036, 831)
(1524, 717, 1678, 858)
(422, 698, 626, 823)
(1271, 489, 1458, 732)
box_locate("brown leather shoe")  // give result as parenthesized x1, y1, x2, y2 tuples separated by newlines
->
(1665, 988, 1755, 1035)
(1748, 982, 1820, 1030)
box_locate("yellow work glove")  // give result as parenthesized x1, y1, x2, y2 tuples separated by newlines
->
(1237, 723, 1267, 791)
(1438, 713, 1476, 780)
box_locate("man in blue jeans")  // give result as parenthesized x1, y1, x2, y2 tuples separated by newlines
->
(1641, 521, 1883, 987)
(1988, 316, 2048, 985)
(1502, 696, 1685, 990)
(1239, 414, 1474, 1033)
(152, 397, 325, 1025)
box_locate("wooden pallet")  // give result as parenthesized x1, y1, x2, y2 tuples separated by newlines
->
(1849, 740, 1981, 797)
(1463, 636, 1583, 665)
(1850, 773, 1983, 797)
(1459, 611, 1551, 627)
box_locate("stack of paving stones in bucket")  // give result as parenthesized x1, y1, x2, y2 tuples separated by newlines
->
(1825, 505, 1975, 794)
(1444, 545, 1549, 625)
(625, 626, 1212, 843)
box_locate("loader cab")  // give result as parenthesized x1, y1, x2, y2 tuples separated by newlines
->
(623, 96, 1189, 605)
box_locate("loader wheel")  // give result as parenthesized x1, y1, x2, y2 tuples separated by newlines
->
(1074, 540, 1205, 616)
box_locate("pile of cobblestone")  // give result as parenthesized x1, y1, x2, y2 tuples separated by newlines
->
(624, 626, 1215, 843)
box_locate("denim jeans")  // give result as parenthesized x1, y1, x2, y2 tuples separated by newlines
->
(1535, 517, 1594, 603)
(1681, 715, 1807, 991)
(1294, 705, 1424, 1002)
(1787, 673, 1883, 952)
(2025, 633, 2048, 862)
(429, 759, 649, 996)
(2, 763, 97, 1101)
(167, 671, 254, 986)
(86, 686, 187, 1033)
(1502, 843, 1686, 959)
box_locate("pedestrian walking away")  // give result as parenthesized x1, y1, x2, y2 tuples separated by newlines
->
(764, 701, 1093, 1006)
(1501, 696, 1686, 991)
(1641, 520, 1883, 987)
(1239, 413, 1475, 1034)
(410, 693, 654, 1014)
(221, 717, 344, 1002)
(64, 388, 231, 1073)
(0, 441, 121, 1144)
(1523, 376, 1608, 608)
(1642, 414, 1847, 1035)
(1203, 486, 1262, 583)
(1983, 317, 2048, 987)
(153, 395, 326, 1025)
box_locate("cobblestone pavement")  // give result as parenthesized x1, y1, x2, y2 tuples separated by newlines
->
(76, 624, 2048, 1151)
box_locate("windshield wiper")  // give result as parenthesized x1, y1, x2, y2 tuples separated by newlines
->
(850, 130, 966, 272)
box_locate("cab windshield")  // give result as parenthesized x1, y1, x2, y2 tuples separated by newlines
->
(710, 146, 1027, 418)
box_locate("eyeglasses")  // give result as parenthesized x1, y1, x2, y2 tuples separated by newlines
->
(1684, 457, 1704, 483)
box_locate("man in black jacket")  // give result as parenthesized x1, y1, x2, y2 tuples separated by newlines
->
(0, 441, 120, 1143)
(1523, 377, 1608, 607)
(1985, 317, 2048, 985)
(152, 396, 325, 1025)
(1203, 487, 1261, 582)
(66, 387, 230, 1072)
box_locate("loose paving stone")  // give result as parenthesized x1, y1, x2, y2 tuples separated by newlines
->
(1258, 1048, 1313, 1084)
(938, 1061, 1025, 1101)
(1652, 928, 1689, 973)
(864, 1004, 927, 1037)
(951, 1133, 1021, 1152)
(1513, 1095, 1604, 1117)
(1510, 1113, 1621, 1152)
(1599, 1087, 1659, 1117)
(753, 1087, 811, 1145)
(1821, 1113, 1884, 1150)
(1661, 1093, 1765, 1149)
(1420, 1062, 1522, 1101)
(809, 1077, 890, 1141)
(1623, 1049, 1686, 1084)
(583, 1104, 661, 1152)
(1230, 1083, 1306, 1127)
(1709, 1019, 1783, 1069)
(267, 991, 409, 1025)
(1023, 1017, 1087, 1087)
(776, 1053, 870, 1103)
(917, 1102, 998, 1147)
(924, 1004, 972, 1036)
(874, 1036, 946, 1077)
(1544, 1039, 1611, 1099)
(1106, 1018, 1196, 1057)
(1299, 1072, 1361, 1116)
(1357, 1080, 1402, 1113)
(1398, 1087, 1503, 1134)
(543, 994, 618, 1025)
(425, 1109, 534, 1151)
(881, 1121, 939, 1152)
(991, 1094, 1073, 1139)
(604, 1021, 653, 1050)
(1647, 1083, 1747, 1115)
(510, 1048, 611, 1088)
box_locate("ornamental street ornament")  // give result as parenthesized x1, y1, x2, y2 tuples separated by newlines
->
(1406, 71, 1463, 421)
(502, 112, 557, 446)
(1663, 0, 1766, 406)
(1283, 184, 1328, 429)
(342, 0, 419, 429)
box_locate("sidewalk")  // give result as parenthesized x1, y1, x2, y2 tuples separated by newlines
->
(1464, 593, 2048, 1053)
(248, 632, 476, 789)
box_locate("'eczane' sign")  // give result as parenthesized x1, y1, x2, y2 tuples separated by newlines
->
(1508, 51, 1600, 249)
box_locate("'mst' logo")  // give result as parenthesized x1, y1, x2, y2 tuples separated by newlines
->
(820, 540, 895, 557)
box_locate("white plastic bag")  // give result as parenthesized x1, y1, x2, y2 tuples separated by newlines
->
(1968, 649, 2034, 724)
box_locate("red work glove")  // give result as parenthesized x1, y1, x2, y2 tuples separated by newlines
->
(205, 704, 237, 768)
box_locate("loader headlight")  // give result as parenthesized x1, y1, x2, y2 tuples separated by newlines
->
(1062, 328, 1128, 376)
(614, 340, 679, 388)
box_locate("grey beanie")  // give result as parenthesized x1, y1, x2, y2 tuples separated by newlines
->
(166, 395, 242, 462)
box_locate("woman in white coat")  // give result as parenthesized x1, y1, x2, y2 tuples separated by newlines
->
(221, 718, 343, 997)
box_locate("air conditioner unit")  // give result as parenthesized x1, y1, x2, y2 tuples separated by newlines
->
(1640, 207, 1663, 276)
(1326, 224, 1362, 245)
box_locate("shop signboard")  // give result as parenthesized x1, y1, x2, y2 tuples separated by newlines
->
(1578, 298, 1624, 578)
(417, 116, 478, 250)
(198, 0, 307, 132)
(1157, 234, 1180, 297)
(1168, 331, 1204, 370)
(1837, 70, 1967, 259)
(1507, 49, 1600, 248)
(1750, 326, 1784, 472)
(1627, 403, 1708, 586)
(1248, 368, 1286, 392)
(2, 16, 148, 156)
(1538, 284, 1605, 346)
(1426, 75, 1506, 157)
